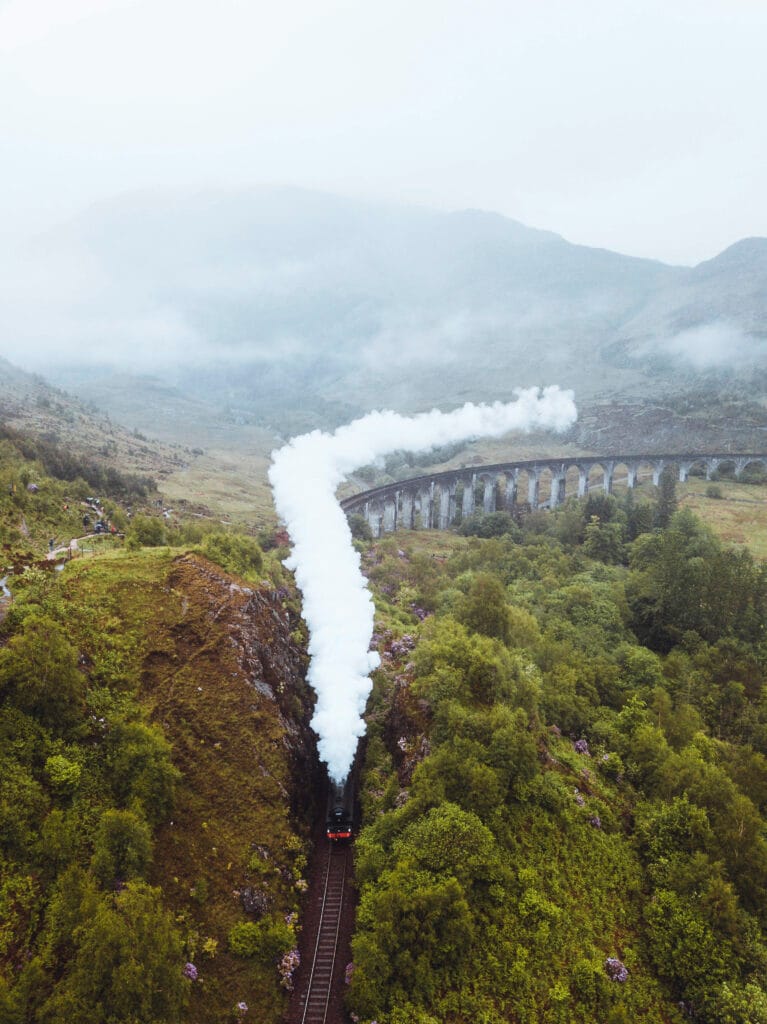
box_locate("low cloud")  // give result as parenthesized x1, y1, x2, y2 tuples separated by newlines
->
(637, 321, 765, 371)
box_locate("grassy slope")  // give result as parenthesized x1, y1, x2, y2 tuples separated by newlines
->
(0, 359, 191, 485)
(161, 441, 276, 527)
(678, 477, 767, 558)
(37, 548, 314, 1023)
(18, 362, 284, 523)
(0, 438, 98, 556)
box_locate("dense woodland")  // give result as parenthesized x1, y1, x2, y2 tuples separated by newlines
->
(350, 481, 767, 1024)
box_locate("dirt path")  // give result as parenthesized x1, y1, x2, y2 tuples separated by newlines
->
(46, 533, 123, 561)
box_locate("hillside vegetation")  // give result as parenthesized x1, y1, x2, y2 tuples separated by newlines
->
(0, 442, 317, 1023)
(0, 357, 283, 524)
(3, 394, 767, 1023)
(349, 486, 767, 1024)
(0, 357, 192, 486)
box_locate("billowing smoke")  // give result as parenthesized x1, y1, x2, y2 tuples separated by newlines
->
(269, 386, 577, 781)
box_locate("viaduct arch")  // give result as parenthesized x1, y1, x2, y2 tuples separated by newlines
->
(340, 453, 767, 538)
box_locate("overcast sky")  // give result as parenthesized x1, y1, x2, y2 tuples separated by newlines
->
(1, 0, 765, 265)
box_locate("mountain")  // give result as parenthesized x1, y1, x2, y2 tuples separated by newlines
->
(0, 356, 190, 484)
(0, 356, 285, 522)
(3, 188, 766, 437)
(606, 237, 767, 375)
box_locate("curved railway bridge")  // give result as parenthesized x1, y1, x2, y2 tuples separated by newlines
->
(340, 452, 767, 538)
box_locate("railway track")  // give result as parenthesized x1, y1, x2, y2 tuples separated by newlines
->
(294, 843, 351, 1024)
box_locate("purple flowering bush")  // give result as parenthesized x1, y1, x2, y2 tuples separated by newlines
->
(388, 634, 417, 659)
(279, 948, 301, 990)
(182, 962, 198, 981)
(605, 957, 629, 982)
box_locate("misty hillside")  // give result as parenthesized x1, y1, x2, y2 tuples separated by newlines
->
(0, 356, 190, 484)
(6, 188, 767, 434)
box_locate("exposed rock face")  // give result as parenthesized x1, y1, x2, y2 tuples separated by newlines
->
(239, 886, 272, 918)
(136, 552, 320, 1023)
(161, 553, 318, 817)
(573, 399, 767, 454)
(383, 675, 433, 787)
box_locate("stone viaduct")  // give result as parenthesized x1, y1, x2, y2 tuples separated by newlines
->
(340, 453, 767, 538)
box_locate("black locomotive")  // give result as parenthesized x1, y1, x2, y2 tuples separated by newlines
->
(325, 777, 354, 842)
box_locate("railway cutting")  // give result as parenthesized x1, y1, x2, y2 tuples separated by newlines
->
(286, 841, 354, 1024)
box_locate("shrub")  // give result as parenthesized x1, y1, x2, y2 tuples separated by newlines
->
(455, 574, 511, 644)
(107, 720, 180, 824)
(201, 532, 263, 578)
(90, 809, 152, 886)
(39, 881, 186, 1023)
(348, 513, 373, 541)
(0, 759, 48, 858)
(45, 755, 82, 796)
(228, 918, 293, 959)
(740, 465, 767, 485)
(0, 615, 84, 733)
(126, 515, 167, 547)
(190, 878, 209, 905)
(459, 511, 519, 538)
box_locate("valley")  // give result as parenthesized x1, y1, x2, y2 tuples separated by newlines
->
(2, 193, 767, 1024)
(2, 361, 767, 1023)
(3, 3, 766, 1020)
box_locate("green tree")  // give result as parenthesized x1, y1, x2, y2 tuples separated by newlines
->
(456, 573, 511, 643)
(40, 881, 187, 1024)
(394, 803, 505, 897)
(628, 511, 767, 651)
(0, 615, 84, 733)
(583, 516, 625, 564)
(414, 617, 522, 707)
(107, 720, 180, 823)
(634, 795, 713, 863)
(44, 755, 82, 797)
(0, 757, 48, 858)
(90, 809, 153, 886)
(347, 513, 373, 541)
(125, 514, 166, 548)
(655, 465, 678, 529)
(645, 888, 730, 1012)
(459, 511, 518, 538)
(228, 917, 293, 958)
(351, 866, 474, 1016)
(201, 531, 263, 577)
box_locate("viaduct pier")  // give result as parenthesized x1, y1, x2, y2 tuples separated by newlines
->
(340, 452, 767, 538)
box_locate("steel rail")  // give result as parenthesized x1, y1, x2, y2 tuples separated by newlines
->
(299, 845, 348, 1024)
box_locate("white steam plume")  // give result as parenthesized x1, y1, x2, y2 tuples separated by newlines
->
(269, 386, 577, 781)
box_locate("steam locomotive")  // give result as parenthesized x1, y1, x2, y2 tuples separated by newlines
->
(325, 777, 354, 842)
